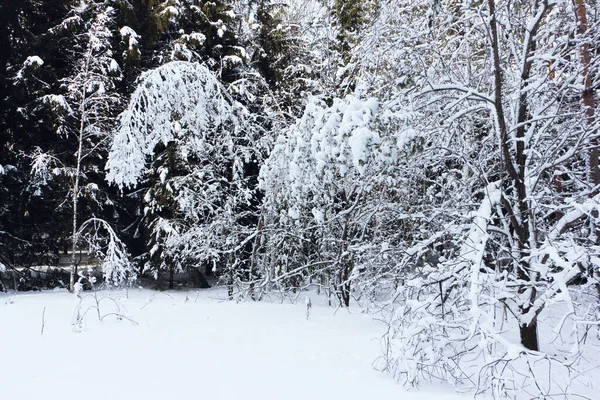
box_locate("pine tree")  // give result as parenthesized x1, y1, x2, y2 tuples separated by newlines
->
(331, 0, 376, 93)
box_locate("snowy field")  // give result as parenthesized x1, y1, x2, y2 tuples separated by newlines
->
(0, 288, 469, 400)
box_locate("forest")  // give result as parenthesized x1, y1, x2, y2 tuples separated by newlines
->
(1, 0, 600, 398)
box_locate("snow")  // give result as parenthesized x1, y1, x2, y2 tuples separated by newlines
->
(223, 55, 243, 67)
(119, 26, 139, 50)
(51, 15, 83, 33)
(260, 95, 392, 227)
(16, 55, 44, 79)
(0, 288, 469, 400)
(119, 26, 137, 37)
(41, 94, 74, 114)
(25, 55, 44, 67)
(189, 32, 206, 45)
(106, 61, 237, 189)
(311, 207, 324, 223)
(161, 6, 180, 19)
(109, 58, 120, 73)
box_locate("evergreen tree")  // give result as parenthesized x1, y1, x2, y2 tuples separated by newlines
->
(1, 1, 134, 287)
(331, 0, 376, 93)
(0, 0, 77, 273)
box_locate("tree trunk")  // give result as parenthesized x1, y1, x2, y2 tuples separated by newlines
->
(69, 51, 92, 293)
(340, 278, 350, 307)
(575, 0, 600, 298)
(227, 254, 234, 300)
(168, 266, 174, 289)
(227, 273, 234, 300)
(575, 0, 598, 188)
(520, 320, 539, 352)
(69, 109, 84, 293)
(337, 213, 352, 308)
(487, 0, 549, 352)
(69, 182, 79, 293)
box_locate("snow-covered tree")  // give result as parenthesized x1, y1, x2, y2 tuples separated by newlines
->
(260, 94, 409, 305)
(350, 0, 600, 395)
(146, 0, 245, 79)
(107, 61, 261, 291)
(30, 2, 135, 290)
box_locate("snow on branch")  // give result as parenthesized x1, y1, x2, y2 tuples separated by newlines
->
(106, 61, 238, 188)
(464, 181, 501, 336)
(259, 95, 390, 221)
(15, 56, 44, 80)
(78, 218, 136, 286)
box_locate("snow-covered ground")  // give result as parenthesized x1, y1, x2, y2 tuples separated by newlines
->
(0, 288, 469, 400)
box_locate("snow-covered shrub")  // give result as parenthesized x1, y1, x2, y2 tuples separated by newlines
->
(376, 182, 501, 384)
(78, 218, 136, 287)
(259, 94, 410, 305)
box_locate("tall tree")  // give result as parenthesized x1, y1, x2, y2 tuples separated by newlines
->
(107, 61, 260, 291)
(21, 1, 134, 289)
(61, 3, 130, 290)
(0, 0, 77, 274)
(575, 0, 598, 189)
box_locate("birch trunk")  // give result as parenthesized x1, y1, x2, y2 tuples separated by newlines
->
(69, 52, 91, 293)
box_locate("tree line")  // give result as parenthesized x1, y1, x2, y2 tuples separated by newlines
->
(1, 0, 600, 396)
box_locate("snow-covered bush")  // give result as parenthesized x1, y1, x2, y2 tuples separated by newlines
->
(77, 218, 136, 287)
(259, 94, 411, 305)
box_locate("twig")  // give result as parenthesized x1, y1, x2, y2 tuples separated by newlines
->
(100, 313, 139, 325)
(41, 306, 46, 336)
(140, 292, 174, 310)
